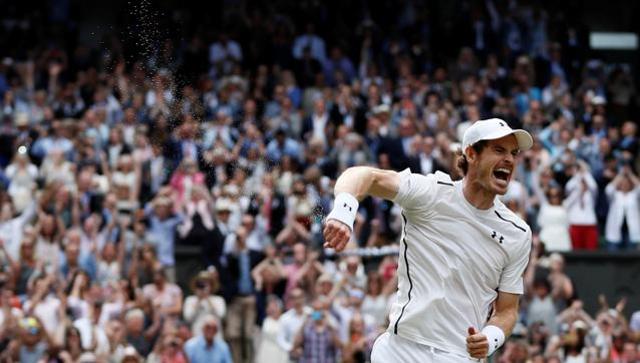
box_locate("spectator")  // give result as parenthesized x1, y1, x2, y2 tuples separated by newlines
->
(142, 267, 183, 320)
(291, 296, 342, 363)
(124, 308, 159, 357)
(277, 288, 310, 357)
(565, 161, 599, 250)
(604, 166, 640, 250)
(223, 225, 257, 363)
(145, 196, 183, 281)
(532, 168, 572, 252)
(256, 295, 288, 363)
(147, 333, 188, 363)
(183, 270, 226, 337)
(184, 315, 233, 363)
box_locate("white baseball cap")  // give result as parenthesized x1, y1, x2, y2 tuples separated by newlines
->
(462, 118, 533, 156)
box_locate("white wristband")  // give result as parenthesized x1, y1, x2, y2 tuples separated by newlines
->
(482, 325, 505, 356)
(326, 193, 359, 231)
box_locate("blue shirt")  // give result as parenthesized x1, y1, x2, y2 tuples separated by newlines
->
(185, 336, 233, 363)
(237, 250, 254, 295)
(147, 211, 183, 266)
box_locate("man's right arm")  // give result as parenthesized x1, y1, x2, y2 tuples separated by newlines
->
(324, 167, 401, 251)
(333, 166, 402, 201)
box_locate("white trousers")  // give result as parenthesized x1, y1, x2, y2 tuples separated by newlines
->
(371, 332, 481, 363)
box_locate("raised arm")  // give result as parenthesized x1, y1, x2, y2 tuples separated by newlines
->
(333, 166, 401, 201)
(324, 167, 401, 252)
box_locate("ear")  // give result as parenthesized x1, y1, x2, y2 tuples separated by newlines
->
(465, 147, 477, 163)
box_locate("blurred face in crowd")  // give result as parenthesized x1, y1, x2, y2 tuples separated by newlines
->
(290, 288, 305, 310)
(346, 257, 360, 275)
(163, 334, 182, 355)
(622, 342, 637, 362)
(266, 298, 282, 318)
(466, 135, 519, 196)
(310, 299, 326, 325)
(293, 243, 306, 264)
(547, 187, 563, 206)
(202, 319, 218, 343)
(0, 203, 14, 221)
(102, 243, 116, 262)
(125, 314, 144, 336)
(216, 208, 231, 222)
(22, 323, 42, 347)
(619, 176, 633, 193)
(40, 214, 56, 236)
(153, 269, 166, 287)
(20, 240, 35, 260)
(66, 242, 80, 264)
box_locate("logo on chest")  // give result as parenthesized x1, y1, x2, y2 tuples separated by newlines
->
(490, 231, 504, 244)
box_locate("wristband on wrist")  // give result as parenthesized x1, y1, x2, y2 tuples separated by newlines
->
(326, 193, 359, 231)
(482, 325, 505, 356)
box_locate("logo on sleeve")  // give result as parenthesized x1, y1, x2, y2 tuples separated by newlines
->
(491, 231, 504, 244)
(343, 203, 352, 212)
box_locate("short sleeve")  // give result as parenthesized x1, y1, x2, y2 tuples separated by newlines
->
(392, 168, 437, 212)
(498, 230, 532, 294)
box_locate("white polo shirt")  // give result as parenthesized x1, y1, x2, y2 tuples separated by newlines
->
(388, 169, 531, 357)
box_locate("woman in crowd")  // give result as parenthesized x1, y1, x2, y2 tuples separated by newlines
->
(604, 166, 640, 250)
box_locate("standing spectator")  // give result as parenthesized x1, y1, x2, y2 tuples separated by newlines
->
(5, 151, 37, 212)
(277, 288, 310, 357)
(565, 161, 599, 250)
(0, 198, 36, 262)
(124, 308, 160, 358)
(547, 253, 574, 312)
(604, 166, 640, 250)
(292, 23, 327, 63)
(223, 225, 258, 363)
(361, 271, 393, 328)
(112, 154, 141, 213)
(184, 315, 233, 363)
(291, 296, 342, 363)
(183, 270, 226, 337)
(256, 295, 289, 363)
(170, 158, 206, 208)
(142, 267, 183, 320)
(147, 333, 188, 363)
(532, 169, 572, 252)
(527, 279, 558, 335)
(4, 316, 53, 363)
(209, 33, 243, 79)
(145, 196, 183, 281)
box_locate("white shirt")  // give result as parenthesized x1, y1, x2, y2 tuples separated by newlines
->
(276, 307, 311, 352)
(388, 170, 531, 357)
(605, 185, 640, 243)
(564, 172, 598, 225)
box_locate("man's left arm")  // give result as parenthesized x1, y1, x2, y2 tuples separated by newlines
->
(467, 229, 531, 359)
(466, 291, 519, 359)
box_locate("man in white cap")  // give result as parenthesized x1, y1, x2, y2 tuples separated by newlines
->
(323, 118, 533, 362)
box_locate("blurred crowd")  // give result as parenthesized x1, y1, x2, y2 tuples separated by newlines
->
(0, 0, 639, 362)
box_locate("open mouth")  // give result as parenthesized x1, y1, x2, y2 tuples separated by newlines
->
(492, 168, 511, 184)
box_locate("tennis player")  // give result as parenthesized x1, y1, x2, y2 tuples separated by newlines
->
(324, 118, 533, 362)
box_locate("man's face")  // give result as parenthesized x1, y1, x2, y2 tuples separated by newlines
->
(203, 321, 217, 341)
(468, 135, 519, 196)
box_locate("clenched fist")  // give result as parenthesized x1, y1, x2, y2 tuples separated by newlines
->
(323, 219, 351, 252)
(466, 327, 489, 359)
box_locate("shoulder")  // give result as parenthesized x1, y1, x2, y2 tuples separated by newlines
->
(494, 200, 531, 238)
(184, 336, 199, 349)
(396, 169, 452, 197)
(216, 337, 231, 351)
